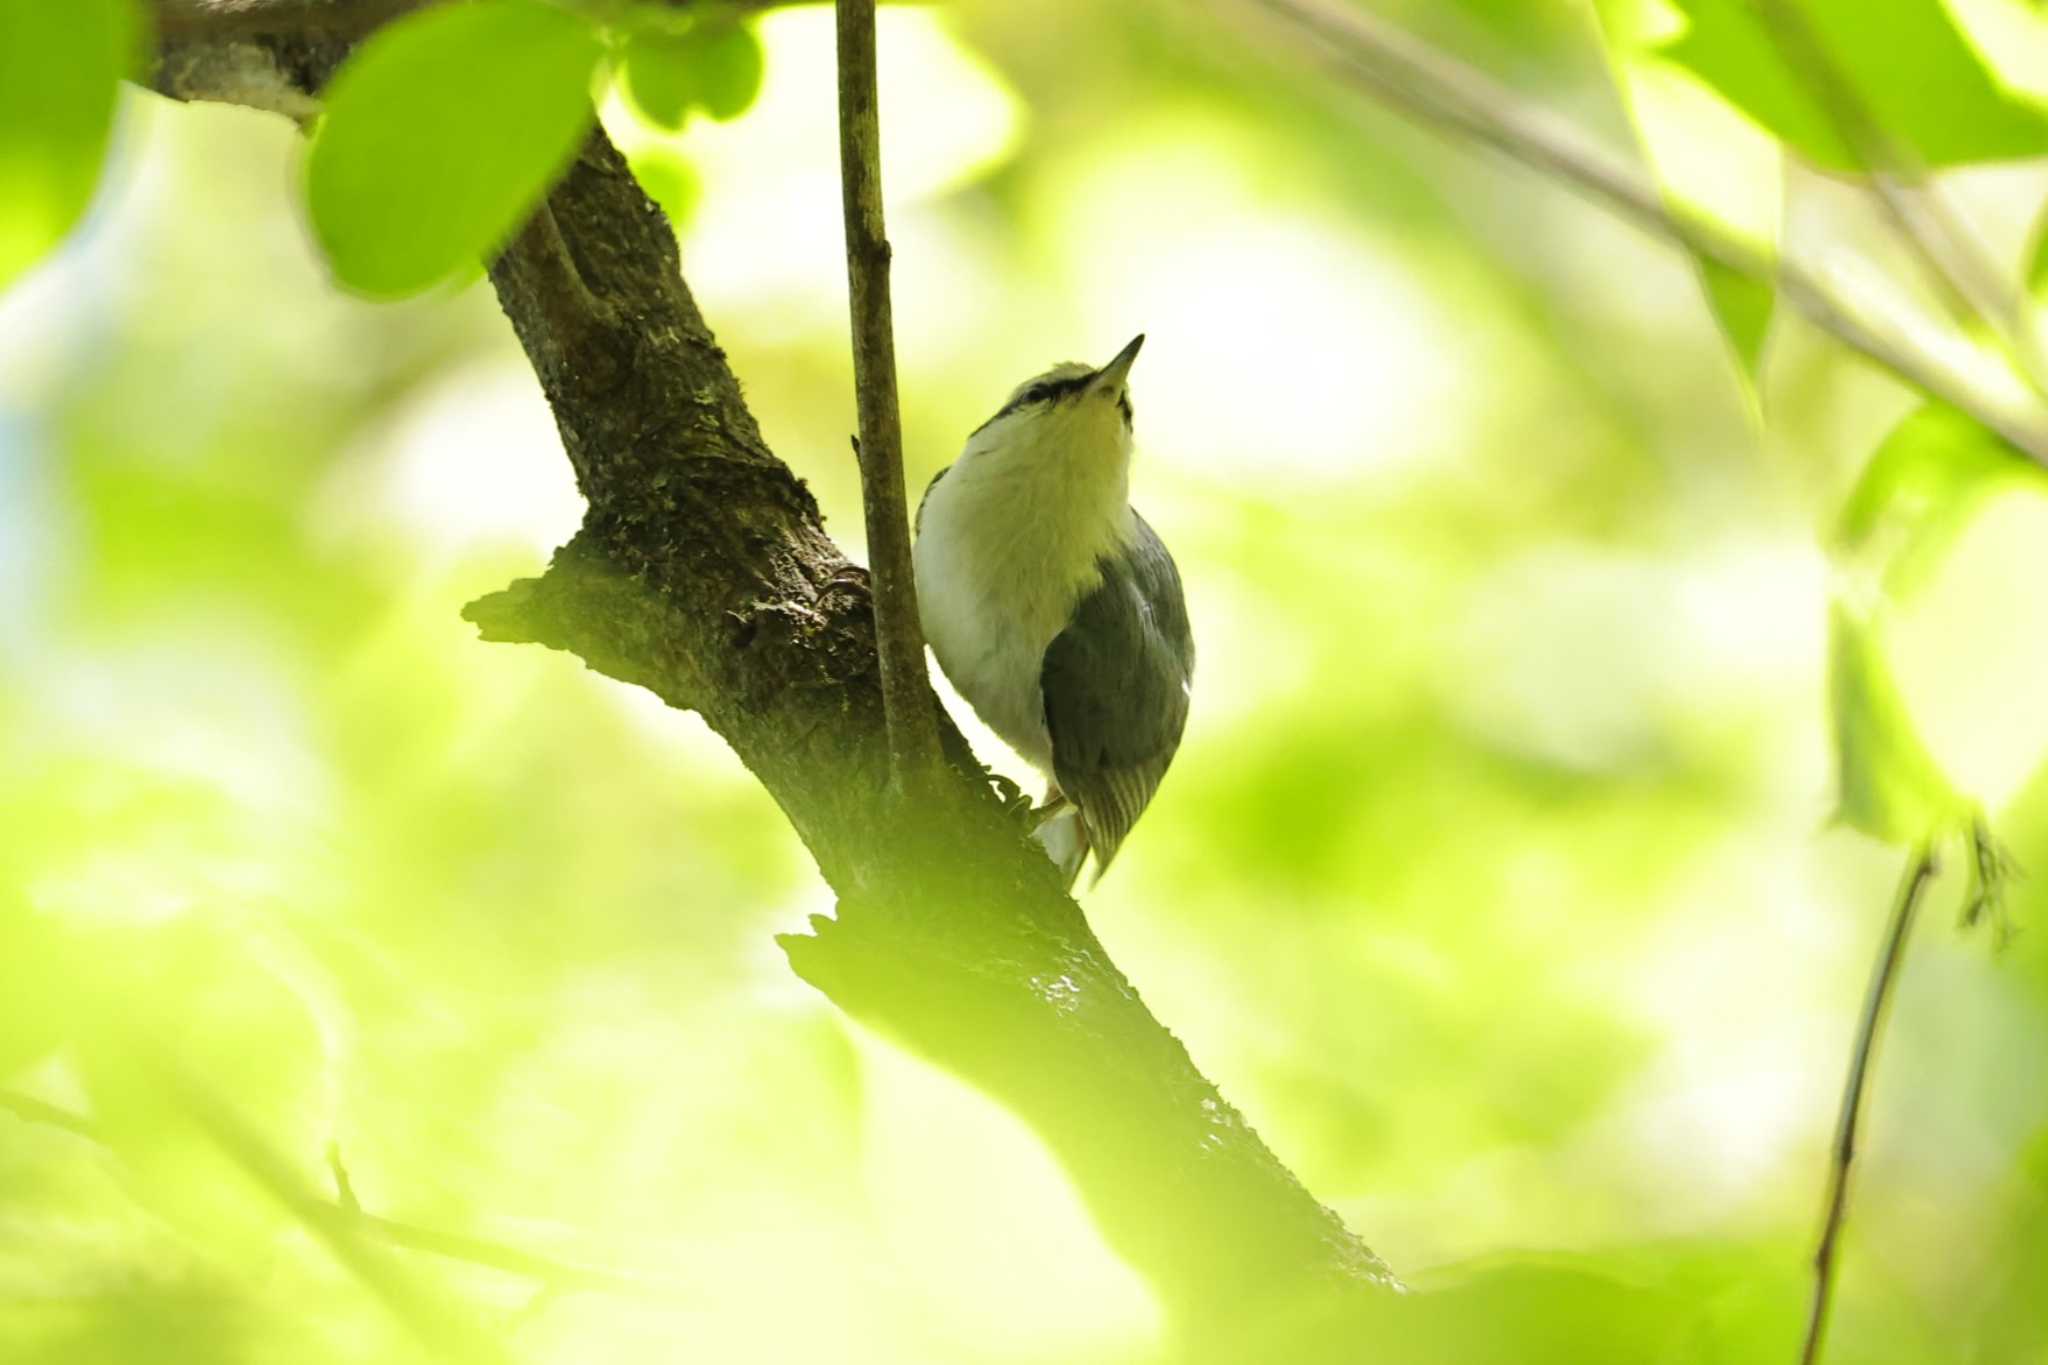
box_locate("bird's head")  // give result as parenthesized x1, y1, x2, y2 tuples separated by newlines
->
(965, 334, 1144, 466)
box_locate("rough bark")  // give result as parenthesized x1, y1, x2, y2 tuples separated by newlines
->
(141, 10, 1396, 1344)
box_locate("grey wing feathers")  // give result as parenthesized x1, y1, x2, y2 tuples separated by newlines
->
(1040, 513, 1194, 880)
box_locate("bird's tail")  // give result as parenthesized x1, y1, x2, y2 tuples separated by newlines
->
(1032, 802, 1090, 890)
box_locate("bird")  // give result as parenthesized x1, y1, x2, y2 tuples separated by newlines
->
(913, 334, 1193, 887)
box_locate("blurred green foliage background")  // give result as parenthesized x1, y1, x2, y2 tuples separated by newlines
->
(6, 0, 2048, 1360)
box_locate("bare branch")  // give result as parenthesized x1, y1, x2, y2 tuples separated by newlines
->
(1237, 0, 2048, 468)
(1800, 844, 1938, 1365)
(833, 0, 943, 788)
(0, 1089, 97, 1139)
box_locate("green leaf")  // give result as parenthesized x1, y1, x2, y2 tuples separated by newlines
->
(1829, 601, 1963, 844)
(621, 18, 764, 129)
(1834, 403, 2036, 598)
(1591, 1, 1779, 393)
(0, 0, 136, 293)
(1661, 0, 2048, 169)
(692, 21, 765, 121)
(305, 0, 603, 298)
(1698, 256, 1774, 383)
(622, 34, 696, 130)
(628, 147, 702, 225)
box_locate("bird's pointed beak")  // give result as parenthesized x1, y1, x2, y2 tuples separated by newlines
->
(1093, 333, 1145, 390)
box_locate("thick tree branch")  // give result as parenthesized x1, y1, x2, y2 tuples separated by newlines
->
(141, 14, 1397, 1340)
(1240, 0, 2048, 468)
(833, 0, 942, 786)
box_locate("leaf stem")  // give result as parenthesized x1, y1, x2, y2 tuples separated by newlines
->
(1799, 843, 1938, 1365)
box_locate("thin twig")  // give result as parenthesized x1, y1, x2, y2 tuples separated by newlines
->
(1800, 844, 1938, 1365)
(0, 1089, 98, 1139)
(328, 1139, 364, 1211)
(1237, 0, 2048, 468)
(1752, 0, 2047, 396)
(2, 1088, 666, 1299)
(154, 1056, 515, 1365)
(833, 0, 942, 788)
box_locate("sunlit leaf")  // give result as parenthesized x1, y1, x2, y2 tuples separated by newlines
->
(1591, 1, 1779, 393)
(621, 17, 764, 128)
(0, 0, 136, 292)
(1661, 0, 2048, 169)
(1698, 255, 1774, 384)
(1829, 601, 1963, 843)
(2027, 196, 2048, 296)
(1834, 403, 2037, 598)
(305, 0, 602, 297)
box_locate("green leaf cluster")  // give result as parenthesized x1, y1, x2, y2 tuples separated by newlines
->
(1661, 0, 2048, 169)
(302, 0, 765, 297)
(620, 8, 766, 131)
(0, 0, 768, 305)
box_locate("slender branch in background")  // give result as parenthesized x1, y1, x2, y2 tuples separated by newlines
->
(329, 1139, 364, 1211)
(1800, 845, 1938, 1365)
(833, 0, 941, 788)
(0, 1088, 97, 1139)
(2, 1088, 668, 1299)
(1752, 0, 2048, 397)
(1236, 0, 2048, 467)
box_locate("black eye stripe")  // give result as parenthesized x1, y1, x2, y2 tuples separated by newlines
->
(970, 367, 1124, 436)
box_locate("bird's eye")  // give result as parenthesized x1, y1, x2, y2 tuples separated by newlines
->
(1023, 384, 1052, 405)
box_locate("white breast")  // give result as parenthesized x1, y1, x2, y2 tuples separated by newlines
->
(914, 410, 1133, 777)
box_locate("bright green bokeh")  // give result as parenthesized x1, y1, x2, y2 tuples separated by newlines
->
(0, 0, 135, 291)
(5, 1, 2048, 1361)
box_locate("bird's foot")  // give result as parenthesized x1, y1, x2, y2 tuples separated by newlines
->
(986, 768, 1032, 818)
(1027, 793, 1072, 831)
